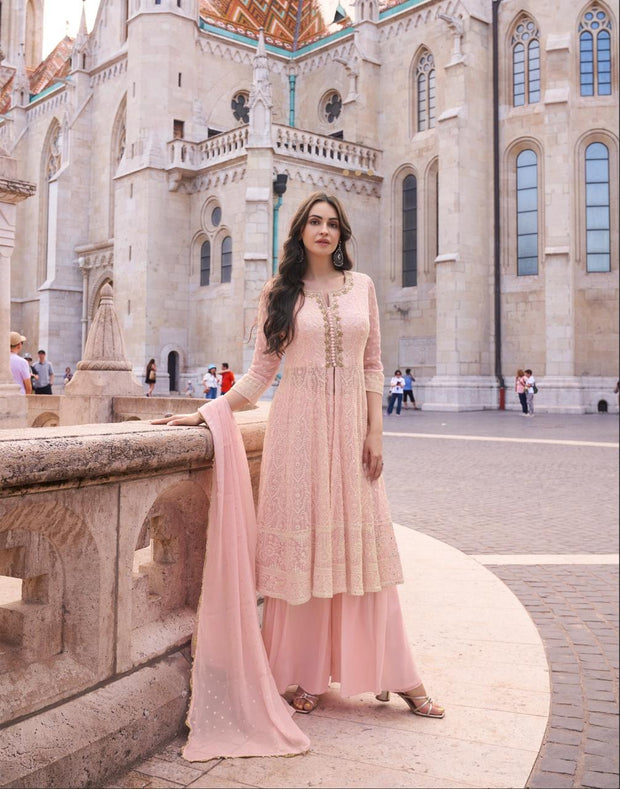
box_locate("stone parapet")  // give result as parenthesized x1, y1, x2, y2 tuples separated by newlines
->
(0, 404, 269, 786)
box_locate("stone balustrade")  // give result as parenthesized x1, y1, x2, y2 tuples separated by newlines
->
(0, 405, 267, 787)
(273, 125, 381, 173)
(167, 126, 249, 170)
(166, 124, 381, 175)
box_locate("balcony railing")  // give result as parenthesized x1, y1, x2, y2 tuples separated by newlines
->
(166, 125, 381, 175)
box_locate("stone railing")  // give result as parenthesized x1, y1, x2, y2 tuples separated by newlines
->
(165, 124, 381, 174)
(273, 125, 381, 173)
(167, 126, 249, 170)
(0, 405, 267, 787)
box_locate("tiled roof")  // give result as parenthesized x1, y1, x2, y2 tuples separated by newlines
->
(0, 36, 73, 114)
(199, 0, 354, 50)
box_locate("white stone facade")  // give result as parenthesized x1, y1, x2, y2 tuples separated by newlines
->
(2, 0, 618, 412)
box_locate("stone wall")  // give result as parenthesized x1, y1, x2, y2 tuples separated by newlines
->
(0, 404, 268, 787)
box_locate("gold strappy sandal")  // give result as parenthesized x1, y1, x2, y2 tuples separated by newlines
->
(375, 690, 445, 718)
(291, 688, 320, 714)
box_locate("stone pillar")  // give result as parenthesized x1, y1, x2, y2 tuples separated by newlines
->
(424, 17, 498, 411)
(539, 34, 583, 411)
(0, 148, 36, 428)
(242, 31, 274, 374)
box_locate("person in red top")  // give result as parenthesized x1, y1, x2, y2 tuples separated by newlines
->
(219, 362, 235, 395)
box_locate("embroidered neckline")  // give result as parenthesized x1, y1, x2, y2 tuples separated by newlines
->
(303, 270, 353, 296)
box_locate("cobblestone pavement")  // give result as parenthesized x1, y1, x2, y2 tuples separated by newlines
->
(383, 410, 619, 789)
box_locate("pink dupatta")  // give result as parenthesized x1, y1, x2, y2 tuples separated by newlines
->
(182, 397, 310, 761)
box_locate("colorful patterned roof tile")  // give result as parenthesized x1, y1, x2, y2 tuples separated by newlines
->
(199, 0, 354, 50)
(0, 36, 73, 114)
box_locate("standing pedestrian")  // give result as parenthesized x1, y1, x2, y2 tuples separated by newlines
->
(402, 368, 418, 410)
(154, 191, 444, 763)
(185, 380, 195, 397)
(515, 369, 528, 415)
(32, 349, 55, 394)
(218, 362, 235, 396)
(63, 367, 73, 384)
(9, 332, 32, 394)
(202, 365, 219, 399)
(524, 368, 536, 417)
(387, 369, 405, 415)
(145, 359, 157, 397)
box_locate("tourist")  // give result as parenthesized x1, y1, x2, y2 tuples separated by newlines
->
(9, 332, 32, 394)
(32, 349, 54, 394)
(145, 359, 156, 397)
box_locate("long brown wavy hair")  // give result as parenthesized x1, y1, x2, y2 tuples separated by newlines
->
(264, 191, 354, 357)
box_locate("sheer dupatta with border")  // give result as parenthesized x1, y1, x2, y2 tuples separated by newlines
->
(183, 397, 310, 761)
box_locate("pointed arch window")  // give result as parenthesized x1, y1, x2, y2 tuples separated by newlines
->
(585, 142, 611, 272)
(221, 236, 232, 283)
(511, 18, 541, 106)
(416, 51, 436, 132)
(402, 174, 418, 287)
(516, 149, 538, 276)
(579, 6, 613, 96)
(200, 240, 211, 286)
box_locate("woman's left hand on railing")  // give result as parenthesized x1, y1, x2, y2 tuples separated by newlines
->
(151, 411, 204, 426)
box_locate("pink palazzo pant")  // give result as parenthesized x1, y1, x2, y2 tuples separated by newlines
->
(261, 586, 422, 698)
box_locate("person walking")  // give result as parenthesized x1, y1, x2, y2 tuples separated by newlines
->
(402, 368, 418, 410)
(386, 369, 405, 415)
(515, 368, 528, 415)
(32, 349, 54, 394)
(154, 191, 444, 761)
(202, 365, 219, 399)
(145, 359, 157, 396)
(9, 332, 32, 394)
(524, 368, 537, 416)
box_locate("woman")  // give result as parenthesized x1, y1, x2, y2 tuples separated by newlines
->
(515, 368, 528, 415)
(154, 192, 444, 724)
(145, 358, 156, 397)
(387, 369, 406, 415)
(202, 365, 219, 399)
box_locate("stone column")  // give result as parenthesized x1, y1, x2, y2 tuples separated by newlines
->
(424, 16, 498, 411)
(242, 31, 274, 374)
(0, 149, 36, 428)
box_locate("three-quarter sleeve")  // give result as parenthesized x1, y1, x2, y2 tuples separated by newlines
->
(363, 276, 385, 394)
(231, 283, 282, 405)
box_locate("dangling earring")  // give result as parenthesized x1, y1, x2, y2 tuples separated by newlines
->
(333, 242, 344, 268)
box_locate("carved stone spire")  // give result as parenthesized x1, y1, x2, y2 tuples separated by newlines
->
(78, 284, 133, 371)
(247, 30, 273, 148)
(71, 1, 89, 71)
(12, 44, 30, 108)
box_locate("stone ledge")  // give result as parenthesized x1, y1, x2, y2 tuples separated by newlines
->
(0, 651, 191, 789)
(0, 403, 270, 492)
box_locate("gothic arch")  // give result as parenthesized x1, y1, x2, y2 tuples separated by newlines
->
(109, 94, 127, 237)
(37, 118, 63, 286)
(391, 164, 420, 285)
(504, 12, 542, 107)
(409, 45, 436, 137)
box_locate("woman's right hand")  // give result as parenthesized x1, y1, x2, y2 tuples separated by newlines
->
(151, 411, 204, 426)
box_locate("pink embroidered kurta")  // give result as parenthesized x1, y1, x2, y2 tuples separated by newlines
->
(233, 270, 403, 605)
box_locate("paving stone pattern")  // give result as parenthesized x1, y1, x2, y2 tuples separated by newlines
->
(384, 411, 619, 789)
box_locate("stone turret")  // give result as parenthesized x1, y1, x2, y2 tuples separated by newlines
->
(60, 284, 143, 424)
(247, 30, 273, 148)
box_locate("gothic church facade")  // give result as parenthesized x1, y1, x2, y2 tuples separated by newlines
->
(1, 0, 618, 411)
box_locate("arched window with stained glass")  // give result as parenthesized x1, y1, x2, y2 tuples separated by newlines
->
(584, 142, 611, 272)
(511, 16, 541, 106)
(221, 236, 232, 283)
(579, 5, 613, 96)
(200, 240, 211, 286)
(516, 149, 539, 276)
(415, 50, 436, 132)
(402, 174, 418, 287)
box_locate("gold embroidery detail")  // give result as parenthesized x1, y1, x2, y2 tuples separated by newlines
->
(306, 272, 353, 368)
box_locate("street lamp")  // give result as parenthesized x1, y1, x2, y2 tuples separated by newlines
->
(272, 174, 288, 275)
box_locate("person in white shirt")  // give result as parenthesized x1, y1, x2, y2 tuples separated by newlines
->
(386, 369, 406, 415)
(524, 368, 536, 416)
(9, 331, 32, 394)
(202, 365, 220, 399)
